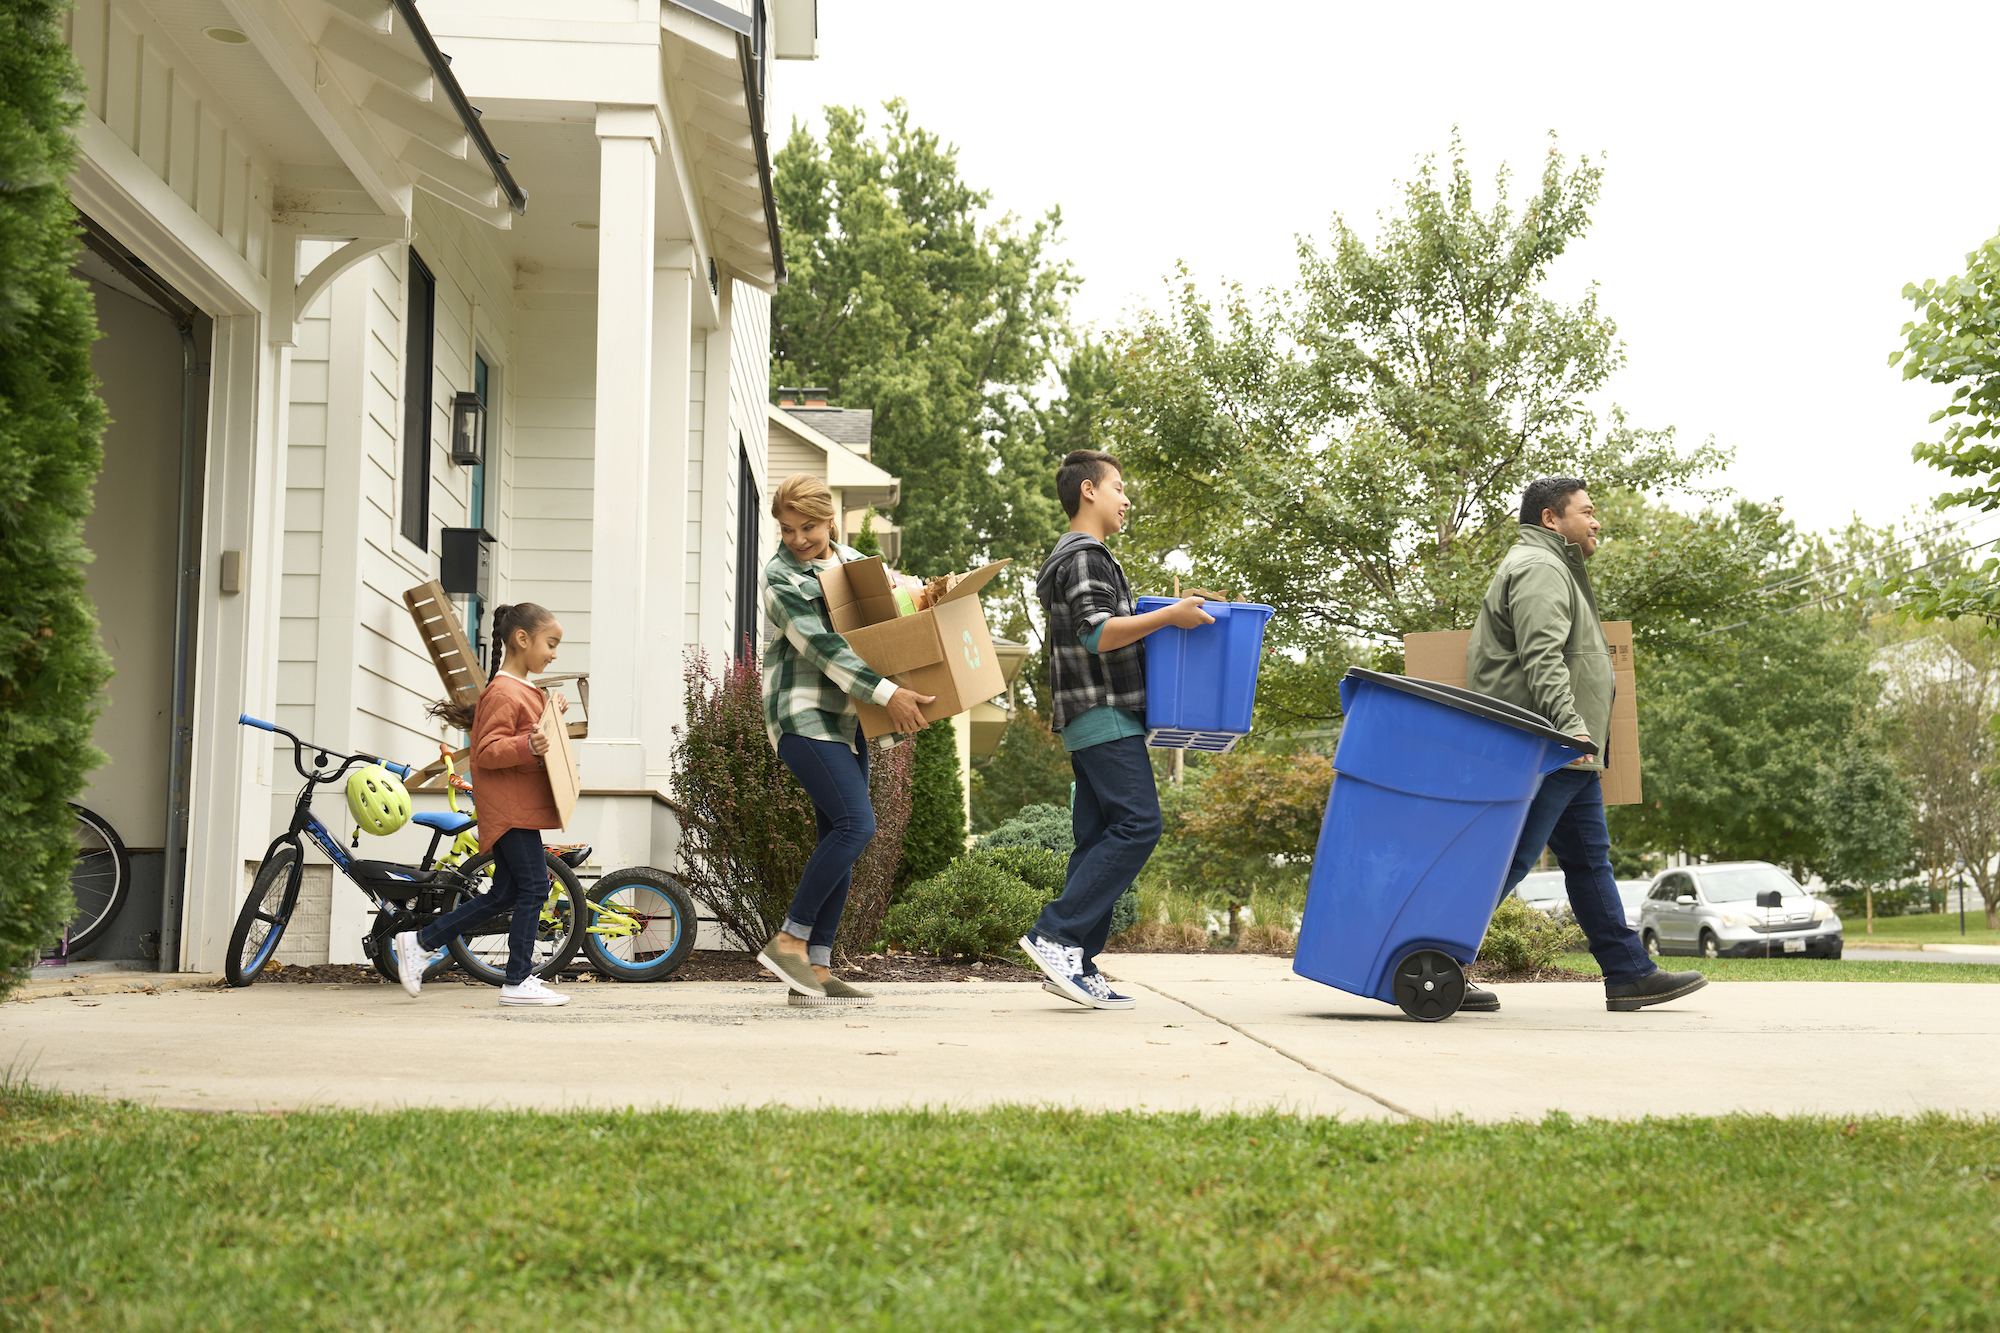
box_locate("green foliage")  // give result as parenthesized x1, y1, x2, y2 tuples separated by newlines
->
(669, 653, 912, 958)
(1887, 231, 2000, 622)
(1478, 895, 1587, 972)
(1106, 134, 1724, 678)
(1877, 633, 2000, 929)
(976, 801, 1072, 855)
(969, 710, 1071, 832)
(968, 844, 1066, 901)
(881, 856, 1042, 958)
(850, 509, 882, 558)
(899, 717, 966, 886)
(770, 101, 1090, 587)
(1812, 730, 1915, 893)
(0, 1, 112, 993)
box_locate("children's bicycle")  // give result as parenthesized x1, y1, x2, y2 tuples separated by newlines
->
(226, 715, 585, 988)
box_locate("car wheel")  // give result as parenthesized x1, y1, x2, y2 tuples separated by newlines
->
(1699, 930, 1721, 959)
(1642, 929, 1661, 957)
(1826, 943, 1842, 960)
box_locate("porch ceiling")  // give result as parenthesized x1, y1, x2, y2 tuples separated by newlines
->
(661, 3, 782, 291)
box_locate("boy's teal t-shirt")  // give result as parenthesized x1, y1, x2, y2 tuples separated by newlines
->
(1060, 620, 1146, 752)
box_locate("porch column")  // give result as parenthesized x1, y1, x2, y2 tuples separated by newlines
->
(580, 105, 661, 792)
(642, 245, 694, 787)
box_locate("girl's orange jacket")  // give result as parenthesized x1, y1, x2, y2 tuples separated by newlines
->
(469, 673, 562, 852)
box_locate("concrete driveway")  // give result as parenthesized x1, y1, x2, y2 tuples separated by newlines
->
(7, 954, 1996, 1121)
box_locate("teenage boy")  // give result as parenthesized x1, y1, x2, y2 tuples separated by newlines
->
(1472, 476, 1707, 1013)
(1019, 449, 1215, 1010)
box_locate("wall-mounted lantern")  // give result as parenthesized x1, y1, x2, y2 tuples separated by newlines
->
(449, 390, 485, 466)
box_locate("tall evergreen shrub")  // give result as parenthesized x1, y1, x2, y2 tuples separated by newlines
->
(899, 716, 966, 885)
(0, 0, 111, 995)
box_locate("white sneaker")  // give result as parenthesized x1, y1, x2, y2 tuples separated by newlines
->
(391, 931, 427, 998)
(1077, 972, 1138, 1010)
(498, 976, 569, 1007)
(1018, 933, 1092, 1007)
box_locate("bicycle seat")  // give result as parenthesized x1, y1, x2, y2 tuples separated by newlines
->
(411, 811, 475, 835)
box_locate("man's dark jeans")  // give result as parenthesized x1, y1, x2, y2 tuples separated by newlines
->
(1502, 767, 1653, 986)
(1031, 735, 1161, 971)
(418, 825, 548, 986)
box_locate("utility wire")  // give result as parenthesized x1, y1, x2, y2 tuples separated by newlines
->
(1693, 533, 2000, 638)
(1744, 511, 1984, 601)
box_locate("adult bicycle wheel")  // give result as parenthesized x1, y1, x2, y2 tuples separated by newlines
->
(582, 868, 698, 982)
(226, 845, 300, 987)
(65, 804, 131, 953)
(443, 849, 584, 985)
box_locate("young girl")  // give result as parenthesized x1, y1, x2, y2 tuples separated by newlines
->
(758, 474, 933, 1004)
(397, 602, 571, 1007)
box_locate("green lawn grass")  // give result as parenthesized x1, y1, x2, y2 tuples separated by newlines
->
(2, 1082, 1996, 1330)
(1552, 953, 2000, 982)
(1840, 911, 2000, 946)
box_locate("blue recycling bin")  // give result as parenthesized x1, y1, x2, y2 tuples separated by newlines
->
(1134, 597, 1275, 752)
(1293, 667, 1593, 1021)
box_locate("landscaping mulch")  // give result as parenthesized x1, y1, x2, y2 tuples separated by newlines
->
(1465, 959, 1598, 983)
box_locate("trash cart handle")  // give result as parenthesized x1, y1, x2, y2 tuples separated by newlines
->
(1341, 668, 1598, 754)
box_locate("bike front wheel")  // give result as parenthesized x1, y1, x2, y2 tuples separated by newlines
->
(226, 845, 300, 987)
(442, 849, 585, 985)
(65, 804, 131, 952)
(582, 868, 698, 982)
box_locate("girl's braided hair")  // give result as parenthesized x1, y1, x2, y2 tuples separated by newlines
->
(425, 601, 557, 730)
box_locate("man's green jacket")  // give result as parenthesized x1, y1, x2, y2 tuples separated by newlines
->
(1465, 524, 1612, 772)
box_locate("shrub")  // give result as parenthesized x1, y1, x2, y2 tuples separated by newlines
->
(899, 716, 965, 886)
(668, 651, 911, 960)
(1477, 896, 1587, 973)
(882, 858, 1042, 959)
(979, 802, 1071, 855)
(970, 844, 1066, 900)
(0, 2, 112, 996)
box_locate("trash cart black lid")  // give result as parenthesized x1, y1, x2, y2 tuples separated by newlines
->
(1342, 667, 1599, 754)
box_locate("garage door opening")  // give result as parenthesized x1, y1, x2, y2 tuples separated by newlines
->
(61, 214, 210, 974)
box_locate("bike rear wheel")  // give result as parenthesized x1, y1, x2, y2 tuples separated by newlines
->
(582, 868, 698, 982)
(443, 849, 584, 985)
(226, 845, 300, 987)
(65, 804, 131, 953)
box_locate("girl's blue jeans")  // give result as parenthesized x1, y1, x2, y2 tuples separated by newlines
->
(418, 825, 548, 986)
(776, 733, 875, 967)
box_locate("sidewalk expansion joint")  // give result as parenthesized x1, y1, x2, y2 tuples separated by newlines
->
(1120, 979, 1422, 1121)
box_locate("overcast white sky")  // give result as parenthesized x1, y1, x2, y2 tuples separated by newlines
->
(773, 0, 2000, 540)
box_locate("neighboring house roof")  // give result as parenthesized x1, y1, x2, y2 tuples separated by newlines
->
(781, 405, 876, 455)
(1874, 637, 1981, 697)
(767, 404, 899, 509)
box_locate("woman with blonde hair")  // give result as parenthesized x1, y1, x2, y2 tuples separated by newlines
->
(756, 474, 932, 1004)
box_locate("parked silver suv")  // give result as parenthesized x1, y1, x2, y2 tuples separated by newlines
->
(1639, 861, 1843, 959)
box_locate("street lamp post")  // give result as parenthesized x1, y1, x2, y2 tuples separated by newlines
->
(1957, 858, 1967, 938)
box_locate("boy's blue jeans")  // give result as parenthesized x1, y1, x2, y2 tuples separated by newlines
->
(1031, 736, 1161, 972)
(1501, 767, 1653, 986)
(418, 825, 548, 986)
(776, 733, 875, 967)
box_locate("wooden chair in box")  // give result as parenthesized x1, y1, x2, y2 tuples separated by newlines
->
(401, 581, 590, 792)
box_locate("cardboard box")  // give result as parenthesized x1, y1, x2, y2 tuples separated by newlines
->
(1402, 621, 1641, 806)
(816, 557, 1011, 738)
(536, 689, 580, 826)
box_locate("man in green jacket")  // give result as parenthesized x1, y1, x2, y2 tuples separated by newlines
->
(1467, 477, 1708, 1013)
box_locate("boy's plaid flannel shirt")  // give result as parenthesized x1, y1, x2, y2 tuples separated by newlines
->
(761, 541, 901, 752)
(1037, 532, 1147, 733)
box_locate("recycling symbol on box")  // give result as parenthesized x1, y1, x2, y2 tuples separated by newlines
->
(962, 630, 981, 670)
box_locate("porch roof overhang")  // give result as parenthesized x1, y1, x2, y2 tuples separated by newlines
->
(227, 0, 526, 233)
(660, 0, 786, 291)
(768, 404, 900, 509)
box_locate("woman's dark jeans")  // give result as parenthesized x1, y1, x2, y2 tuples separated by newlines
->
(418, 825, 548, 986)
(776, 733, 875, 967)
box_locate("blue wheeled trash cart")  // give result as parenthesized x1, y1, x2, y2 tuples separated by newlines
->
(1294, 667, 1596, 1021)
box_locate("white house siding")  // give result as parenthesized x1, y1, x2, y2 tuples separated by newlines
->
(65, 0, 271, 284)
(683, 332, 707, 647)
(728, 283, 773, 606)
(510, 273, 599, 680)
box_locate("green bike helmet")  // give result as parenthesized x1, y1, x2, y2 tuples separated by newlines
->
(347, 766, 412, 837)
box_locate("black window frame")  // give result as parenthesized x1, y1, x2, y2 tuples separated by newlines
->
(733, 438, 761, 662)
(400, 247, 438, 550)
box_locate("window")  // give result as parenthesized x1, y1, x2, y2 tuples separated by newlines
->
(400, 248, 437, 550)
(733, 440, 760, 661)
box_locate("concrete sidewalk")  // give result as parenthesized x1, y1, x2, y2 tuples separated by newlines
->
(6, 954, 1996, 1120)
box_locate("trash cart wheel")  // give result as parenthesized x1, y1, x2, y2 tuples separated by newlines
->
(1392, 949, 1466, 1022)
